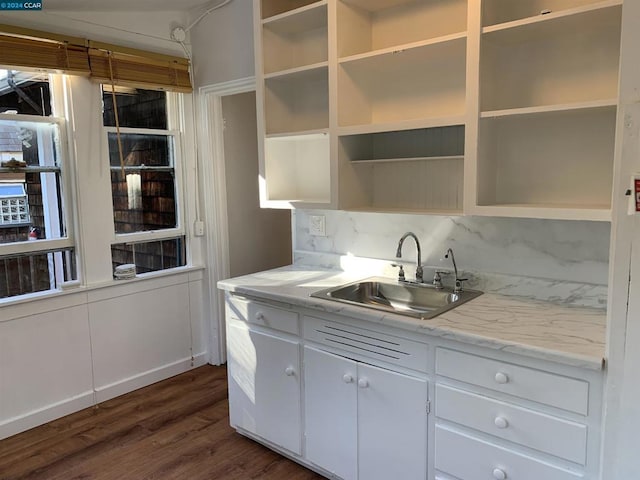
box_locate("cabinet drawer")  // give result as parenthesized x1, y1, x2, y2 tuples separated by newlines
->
(435, 385, 587, 464)
(436, 348, 588, 415)
(226, 295, 298, 335)
(303, 315, 428, 373)
(435, 426, 582, 480)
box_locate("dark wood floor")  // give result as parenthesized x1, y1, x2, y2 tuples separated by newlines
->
(0, 365, 324, 480)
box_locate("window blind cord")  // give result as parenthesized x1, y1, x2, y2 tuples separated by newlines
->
(107, 52, 126, 178)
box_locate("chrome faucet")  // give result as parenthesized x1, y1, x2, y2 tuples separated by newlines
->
(444, 248, 468, 293)
(396, 232, 423, 283)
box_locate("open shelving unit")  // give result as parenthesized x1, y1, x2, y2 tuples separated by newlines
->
(254, 0, 624, 219)
(469, 0, 622, 220)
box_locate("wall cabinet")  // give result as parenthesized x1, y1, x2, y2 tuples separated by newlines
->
(254, 0, 623, 220)
(304, 346, 428, 480)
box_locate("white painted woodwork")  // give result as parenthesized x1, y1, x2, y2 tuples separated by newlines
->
(262, 2, 327, 74)
(337, 37, 466, 127)
(303, 314, 429, 372)
(303, 345, 428, 480)
(435, 426, 582, 480)
(227, 295, 299, 335)
(0, 304, 93, 437)
(337, 0, 467, 58)
(482, 0, 620, 27)
(88, 283, 193, 398)
(435, 384, 588, 464)
(263, 66, 329, 134)
(436, 348, 589, 414)
(304, 346, 358, 480)
(475, 107, 616, 211)
(255, 0, 624, 219)
(260, 0, 321, 19)
(263, 132, 331, 203)
(227, 320, 302, 455)
(357, 362, 428, 480)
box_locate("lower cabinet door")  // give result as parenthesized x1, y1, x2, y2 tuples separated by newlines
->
(227, 320, 302, 455)
(357, 363, 428, 480)
(304, 346, 358, 480)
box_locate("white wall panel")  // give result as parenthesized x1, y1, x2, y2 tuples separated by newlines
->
(0, 305, 93, 430)
(89, 283, 192, 393)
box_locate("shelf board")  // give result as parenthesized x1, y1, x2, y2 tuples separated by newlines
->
(481, 99, 618, 119)
(265, 128, 329, 139)
(351, 155, 463, 164)
(472, 204, 611, 222)
(338, 32, 467, 66)
(483, 0, 622, 35)
(262, 0, 327, 24)
(338, 115, 466, 136)
(341, 0, 421, 13)
(346, 206, 464, 216)
(264, 61, 328, 80)
(482, 1, 621, 45)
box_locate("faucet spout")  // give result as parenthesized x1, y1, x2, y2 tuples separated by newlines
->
(445, 248, 468, 292)
(396, 232, 423, 282)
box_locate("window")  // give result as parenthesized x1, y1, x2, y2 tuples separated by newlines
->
(102, 86, 186, 274)
(0, 69, 76, 299)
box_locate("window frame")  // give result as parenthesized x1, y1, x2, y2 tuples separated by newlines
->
(102, 90, 187, 246)
(0, 74, 76, 258)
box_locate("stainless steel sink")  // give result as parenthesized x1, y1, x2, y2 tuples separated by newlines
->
(311, 277, 482, 319)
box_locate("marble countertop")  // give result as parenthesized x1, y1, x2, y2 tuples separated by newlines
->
(218, 266, 607, 371)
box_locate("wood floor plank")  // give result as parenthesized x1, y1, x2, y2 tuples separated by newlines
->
(0, 365, 324, 480)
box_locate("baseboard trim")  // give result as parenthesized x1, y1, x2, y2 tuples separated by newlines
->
(0, 391, 95, 440)
(0, 353, 209, 441)
(94, 353, 208, 403)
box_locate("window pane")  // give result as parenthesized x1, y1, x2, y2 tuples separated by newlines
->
(109, 133, 177, 234)
(0, 119, 65, 244)
(102, 87, 167, 130)
(0, 69, 51, 116)
(111, 237, 185, 275)
(0, 248, 76, 299)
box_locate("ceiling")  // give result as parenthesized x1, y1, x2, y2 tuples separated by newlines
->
(41, 0, 211, 11)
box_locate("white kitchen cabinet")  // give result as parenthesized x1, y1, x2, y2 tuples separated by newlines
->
(254, 0, 624, 220)
(226, 318, 302, 455)
(304, 345, 428, 480)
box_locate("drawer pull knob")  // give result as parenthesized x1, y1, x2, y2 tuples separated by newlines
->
(493, 468, 507, 480)
(494, 416, 509, 429)
(358, 379, 369, 389)
(255, 312, 264, 321)
(343, 374, 354, 384)
(494, 372, 509, 384)
(285, 367, 295, 376)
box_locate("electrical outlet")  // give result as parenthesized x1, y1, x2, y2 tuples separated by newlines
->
(309, 215, 326, 236)
(194, 220, 205, 237)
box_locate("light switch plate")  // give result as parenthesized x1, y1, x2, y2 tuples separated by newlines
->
(309, 215, 326, 236)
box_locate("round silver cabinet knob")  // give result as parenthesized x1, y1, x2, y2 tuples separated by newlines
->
(284, 366, 295, 376)
(255, 312, 264, 321)
(493, 468, 507, 480)
(343, 374, 354, 384)
(358, 378, 369, 389)
(494, 372, 509, 384)
(494, 416, 509, 429)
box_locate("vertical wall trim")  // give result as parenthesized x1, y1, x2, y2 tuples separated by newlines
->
(197, 77, 256, 365)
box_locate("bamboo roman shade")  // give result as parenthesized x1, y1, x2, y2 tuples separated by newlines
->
(0, 24, 89, 75)
(0, 25, 192, 92)
(88, 41, 192, 93)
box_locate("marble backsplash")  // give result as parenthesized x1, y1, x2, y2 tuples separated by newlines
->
(293, 210, 610, 309)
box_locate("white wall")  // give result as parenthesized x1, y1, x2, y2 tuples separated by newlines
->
(189, 0, 254, 87)
(222, 91, 292, 277)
